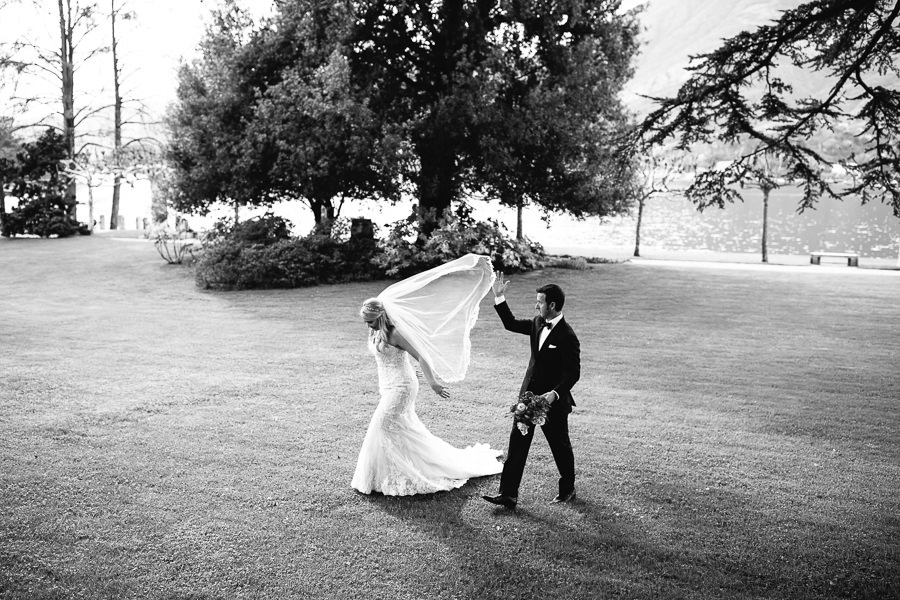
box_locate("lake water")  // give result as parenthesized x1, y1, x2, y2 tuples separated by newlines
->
(228, 187, 900, 262)
(74, 180, 900, 264)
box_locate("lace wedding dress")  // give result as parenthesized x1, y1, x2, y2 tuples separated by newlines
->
(351, 338, 503, 496)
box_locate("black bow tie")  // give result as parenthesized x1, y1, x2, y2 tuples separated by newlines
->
(540, 320, 553, 330)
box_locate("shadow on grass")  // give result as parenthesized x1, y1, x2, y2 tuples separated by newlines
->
(358, 477, 896, 600)
(360, 483, 667, 599)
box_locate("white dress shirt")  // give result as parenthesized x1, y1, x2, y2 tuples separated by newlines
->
(494, 295, 563, 348)
(494, 295, 562, 403)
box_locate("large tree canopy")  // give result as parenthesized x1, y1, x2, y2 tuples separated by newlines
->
(166, 5, 264, 217)
(167, 0, 395, 226)
(245, 0, 401, 226)
(168, 0, 640, 228)
(637, 0, 900, 216)
(350, 0, 641, 221)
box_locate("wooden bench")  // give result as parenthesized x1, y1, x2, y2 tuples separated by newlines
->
(810, 251, 859, 267)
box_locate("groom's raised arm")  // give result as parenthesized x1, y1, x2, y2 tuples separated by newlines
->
(492, 271, 532, 336)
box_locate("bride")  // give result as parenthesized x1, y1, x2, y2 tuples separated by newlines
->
(351, 254, 503, 496)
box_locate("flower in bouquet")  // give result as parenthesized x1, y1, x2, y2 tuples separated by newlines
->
(508, 391, 551, 435)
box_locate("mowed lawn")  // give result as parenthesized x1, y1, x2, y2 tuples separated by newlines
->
(1, 235, 898, 600)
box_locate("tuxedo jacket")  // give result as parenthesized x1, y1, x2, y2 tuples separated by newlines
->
(494, 301, 581, 414)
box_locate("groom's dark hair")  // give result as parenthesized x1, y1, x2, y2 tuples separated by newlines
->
(537, 284, 565, 311)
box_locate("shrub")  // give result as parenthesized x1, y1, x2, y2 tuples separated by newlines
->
(5, 194, 87, 238)
(154, 232, 196, 265)
(549, 255, 590, 270)
(374, 203, 547, 278)
(192, 225, 382, 290)
(203, 213, 292, 246)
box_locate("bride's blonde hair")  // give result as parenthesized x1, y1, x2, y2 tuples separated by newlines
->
(360, 297, 393, 348)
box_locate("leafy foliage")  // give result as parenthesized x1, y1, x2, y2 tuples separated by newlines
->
(374, 204, 547, 279)
(244, 2, 401, 226)
(166, 5, 267, 216)
(350, 0, 642, 222)
(193, 233, 370, 290)
(167, 1, 396, 228)
(224, 213, 292, 246)
(3, 129, 88, 237)
(637, 0, 900, 215)
(168, 1, 641, 233)
(189, 204, 546, 289)
(192, 214, 378, 290)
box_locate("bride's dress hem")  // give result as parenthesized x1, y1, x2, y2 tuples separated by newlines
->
(352, 340, 503, 497)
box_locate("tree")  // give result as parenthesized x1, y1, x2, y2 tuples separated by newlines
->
(349, 0, 641, 228)
(637, 0, 900, 216)
(100, 0, 160, 230)
(631, 148, 686, 258)
(108, 0, 126, 229)
(52, 0, 104, 217)
(168, 0, 400, 229)
(166, 2, 272, 222)
(1, 0, 107, 221)
(739, 152, 790, 263)
(5, 128, 85, 237)
(0, 118, 19, 235)
(61, 147, 104, 229)
(243, 0, 400, 230)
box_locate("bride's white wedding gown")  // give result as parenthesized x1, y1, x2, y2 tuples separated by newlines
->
(352, 339, 503, 496)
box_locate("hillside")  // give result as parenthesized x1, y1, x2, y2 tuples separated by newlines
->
(623, 0, 813, 114)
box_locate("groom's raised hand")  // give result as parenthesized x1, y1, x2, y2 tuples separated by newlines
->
(492, 271, 509, 297)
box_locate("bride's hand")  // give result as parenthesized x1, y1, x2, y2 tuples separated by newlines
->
(432, 383, 450, 399)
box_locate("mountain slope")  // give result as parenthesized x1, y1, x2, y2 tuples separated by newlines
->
(622, 0, 809, 114)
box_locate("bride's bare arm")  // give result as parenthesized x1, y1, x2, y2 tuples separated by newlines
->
(388, 330, 451, 399)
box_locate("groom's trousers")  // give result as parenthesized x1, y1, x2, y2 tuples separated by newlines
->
(500, 408, 575, 498)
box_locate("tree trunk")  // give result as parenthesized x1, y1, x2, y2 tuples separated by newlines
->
(761, 187, 769, 263)
(309, 199, 335, 234)
(516, 200, 524, 241)
(87, 185, 94, 230)
(634, 196, 645, 257)
(0, 184, 7, 237)
(110, 174, 121, 229)
(58, 0, 77, 218)
(416, 138, 454, 232)
(109, 0, 123, 230)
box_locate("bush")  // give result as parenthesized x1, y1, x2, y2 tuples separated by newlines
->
(193, 225, 382, 290)
(5, 194, 87, 238)
(373, 203, 547, 278)
(190, 206, 544, 290)
(549, 255, 590, 270)
(203, 213, 292, 246)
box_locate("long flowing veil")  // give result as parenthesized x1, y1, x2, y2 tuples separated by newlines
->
(378, 254, 494, 383)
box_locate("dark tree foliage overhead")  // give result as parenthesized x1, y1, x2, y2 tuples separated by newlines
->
(167, 0, 396, 227)
(3, 128, 86, 237)
(637, 0, 900, 216)
(168, 0, 640, 229)
(166, 4, 262, 216)
(348, 0, 641, 222)
(244, 0, 400, 227)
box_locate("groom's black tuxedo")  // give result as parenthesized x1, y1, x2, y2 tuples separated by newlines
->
(494, 300, 581, 499)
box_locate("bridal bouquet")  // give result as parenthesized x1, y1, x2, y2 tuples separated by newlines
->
(509, 391, 551, 435)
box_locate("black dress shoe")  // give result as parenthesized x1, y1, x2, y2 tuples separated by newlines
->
(550, 490, 576, 504)
(482, 494, 517, 509)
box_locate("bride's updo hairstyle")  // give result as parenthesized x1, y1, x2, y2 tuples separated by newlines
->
(360, 298, 393, 348)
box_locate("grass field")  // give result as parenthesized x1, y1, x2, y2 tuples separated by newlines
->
(1, 235, 898, 600)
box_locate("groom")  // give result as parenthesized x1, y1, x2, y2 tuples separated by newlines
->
(483, 273, 581, 510)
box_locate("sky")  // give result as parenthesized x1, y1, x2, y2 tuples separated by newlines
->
(0, 0, 273, 125)
(1, 0, 805, 133)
